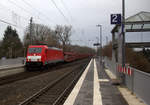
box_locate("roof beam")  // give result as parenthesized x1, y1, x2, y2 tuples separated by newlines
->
(126, 28, 150, 32)
(126, 42, 150, 48)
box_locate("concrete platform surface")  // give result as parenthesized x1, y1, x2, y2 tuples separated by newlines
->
(63, 58, 129, 105)
(0, 64, 24, 78)
(0, 64, 24, 70)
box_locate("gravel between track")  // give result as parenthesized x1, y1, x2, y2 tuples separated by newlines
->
(0, 59, 90, 105)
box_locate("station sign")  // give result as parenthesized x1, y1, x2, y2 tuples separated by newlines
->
(93, 43, 100, 46)
(111, 14, 121, 24)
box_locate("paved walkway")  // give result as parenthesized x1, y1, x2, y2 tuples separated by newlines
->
(63, 58, 128, 105)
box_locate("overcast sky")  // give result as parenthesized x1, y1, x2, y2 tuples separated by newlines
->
(0, 0, 150, 47)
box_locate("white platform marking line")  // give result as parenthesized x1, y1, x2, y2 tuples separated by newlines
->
(63, 59, 93, 105)
(99, 79, 109, 82)
(93, 59, 103, 105)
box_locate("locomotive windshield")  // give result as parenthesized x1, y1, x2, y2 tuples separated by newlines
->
(28, 48, 42, 53)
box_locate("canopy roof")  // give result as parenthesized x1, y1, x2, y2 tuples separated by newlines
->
(126, 11, 150, 22)
(112, 11, 150, 33)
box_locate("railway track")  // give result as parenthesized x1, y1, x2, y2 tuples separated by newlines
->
(18, 61, 88, 105)
(0, 59, 89, 86)
(0, 58, 90, 105)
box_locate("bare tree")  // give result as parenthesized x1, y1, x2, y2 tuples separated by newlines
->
(23, 23, 60, 48)
(68, 45, 95, 54)
(55, 25, 72, 51)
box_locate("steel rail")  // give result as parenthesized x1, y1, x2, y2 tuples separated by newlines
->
(18, 69, 75, 105)
(52, 63, 87, 105)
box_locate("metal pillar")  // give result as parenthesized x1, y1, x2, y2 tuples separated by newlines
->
(30, 17, 33, 45)
(121, 0, 125, 84)
(96, 24, 102, 67)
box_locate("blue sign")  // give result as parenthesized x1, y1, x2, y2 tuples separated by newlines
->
(111, 14, 121, 24)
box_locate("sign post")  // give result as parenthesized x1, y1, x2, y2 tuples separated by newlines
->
(111, 13, 125, 84)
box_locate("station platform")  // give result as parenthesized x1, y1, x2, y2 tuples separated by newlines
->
(0, 64, 24, 78)
(0, 64, 24, 70)
(63, 58, 129, 105)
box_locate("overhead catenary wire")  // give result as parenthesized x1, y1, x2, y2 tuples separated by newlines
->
(9, 0, 71, 25)
(1, 0, 72, 30)
(21, 0, 56, 25)
(49, 0, 70, 24)
(0, 2, 32, 29)
(7, 0, 33, 16)
(7, 0, 47, 24)
(0, 18, 24, 29)
(0, 18, 16, 27)
(60, 0, 73, 21)
(0, 3, 29, 22)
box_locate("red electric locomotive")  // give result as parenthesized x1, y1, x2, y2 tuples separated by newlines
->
(25, 45, 64, 69)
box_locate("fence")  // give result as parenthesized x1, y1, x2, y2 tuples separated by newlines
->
(104, 57, 150, 105)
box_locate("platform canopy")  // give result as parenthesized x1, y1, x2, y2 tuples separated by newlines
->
(112, 11, 150, 33)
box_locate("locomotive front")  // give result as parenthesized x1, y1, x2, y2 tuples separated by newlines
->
(26, 45, 46, 68)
